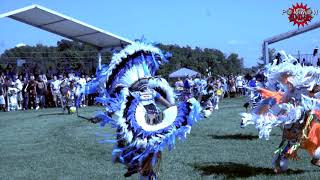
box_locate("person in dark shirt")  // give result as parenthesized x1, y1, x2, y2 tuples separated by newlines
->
(244, 73, 252, 82)
(22, 80, 29, 110)
(27, 75, 37, 110)
(275, 53, 281, 65)
(36, 76, 47, 109)
(255, 71, 265, 83)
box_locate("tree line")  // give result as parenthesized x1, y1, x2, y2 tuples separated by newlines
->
(0, 40, 247, 77)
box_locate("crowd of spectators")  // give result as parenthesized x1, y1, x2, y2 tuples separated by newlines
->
(0, 63, 97, 112)
(0, 61, 266, 113)
(174, 73, 251, 110)
(173, 71, 267, 110)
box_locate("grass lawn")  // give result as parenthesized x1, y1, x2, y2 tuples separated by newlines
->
(0, 97, 319, 180)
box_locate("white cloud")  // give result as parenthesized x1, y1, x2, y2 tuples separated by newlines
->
(15, 43, 26, 47)
(227, 40, 248, 45)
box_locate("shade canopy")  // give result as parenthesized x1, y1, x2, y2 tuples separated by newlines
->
(169, 68, 200, 78)
(0, 4, 133, 49)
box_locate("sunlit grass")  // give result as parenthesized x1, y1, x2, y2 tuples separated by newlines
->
(0, 98, 319, 179)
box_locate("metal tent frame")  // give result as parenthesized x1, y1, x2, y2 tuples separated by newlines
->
(262, 21, 320, 64)
(0, 4, 133, 69)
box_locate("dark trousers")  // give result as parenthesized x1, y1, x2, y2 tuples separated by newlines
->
(38, 95, 46, 108)
(23, 95, 29, 110)
(28, 95, 37, 109)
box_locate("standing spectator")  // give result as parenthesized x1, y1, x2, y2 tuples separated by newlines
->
(236, 75, 244, 96)
(0, 72, 5, 83)
(27, 75, 37, 110)
(3, 76, 12, 111)
(61, 80, 75, 114)
(174, 78, 184, 91)
(229, 75, 236, 98)
(7, 82, 19, 111)
(0, 81, 5, 111)
(220, 76, 228, 99)
(206, 77, 217, 108)
(184, 75, 194, 90)
(312, 47, 319, 67)
(214, 79, 222, 110)
(40, 73, 48, 84)
(85, 75, 93, 105)
(193, 74, 202, 99)
(174, 78, 184, 101)
(22, 78, 29, 110)
(274, 53, 282, 65)
(302, 58, 306, 66)
(183, 75, 194, 100)
(244, 73, 252, 82)
(36, 76, 47, 109)
(255, 70, 265, 87)
(51, 75, 62, 107)
(60, 75, 70, 110)
(14, 75, 23, 110)
(78, 74, 87, 107)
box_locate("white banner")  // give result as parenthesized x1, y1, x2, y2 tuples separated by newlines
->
(16, 59, 26, 67)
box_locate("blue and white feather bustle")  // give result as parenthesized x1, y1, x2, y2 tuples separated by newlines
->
(80, 42, 203, 169)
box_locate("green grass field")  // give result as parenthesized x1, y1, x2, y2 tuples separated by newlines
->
(0, 98, 319, 180)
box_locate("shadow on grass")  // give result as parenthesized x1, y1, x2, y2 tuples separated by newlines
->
(192, 162, 304, 178)
(208, 134, 258, 140)
(38, 112, 65, 116)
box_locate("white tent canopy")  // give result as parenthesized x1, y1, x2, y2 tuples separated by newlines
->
(0, 4, 133, 69)
(0, 4, 133, 49)
(169, 68, 200, 78)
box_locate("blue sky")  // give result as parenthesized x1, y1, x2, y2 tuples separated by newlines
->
(1, 0, 320, 67)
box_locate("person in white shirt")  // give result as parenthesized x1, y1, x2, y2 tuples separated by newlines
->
(236, 75, 244, 96)
(40, 73, 48, 84)
(0, 81, 5, 112)
(76, 74, 87, 107)
(51, 75, 62, 107)
(8, 82, 18, 111)
(14, 75, 23, 110)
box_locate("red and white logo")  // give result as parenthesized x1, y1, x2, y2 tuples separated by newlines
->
(283, 3, 318, 28)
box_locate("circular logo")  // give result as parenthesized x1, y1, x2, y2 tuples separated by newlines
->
(287, 3, 313, 27)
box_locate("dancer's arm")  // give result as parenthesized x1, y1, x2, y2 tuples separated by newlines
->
(154, 92, 172, 108)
